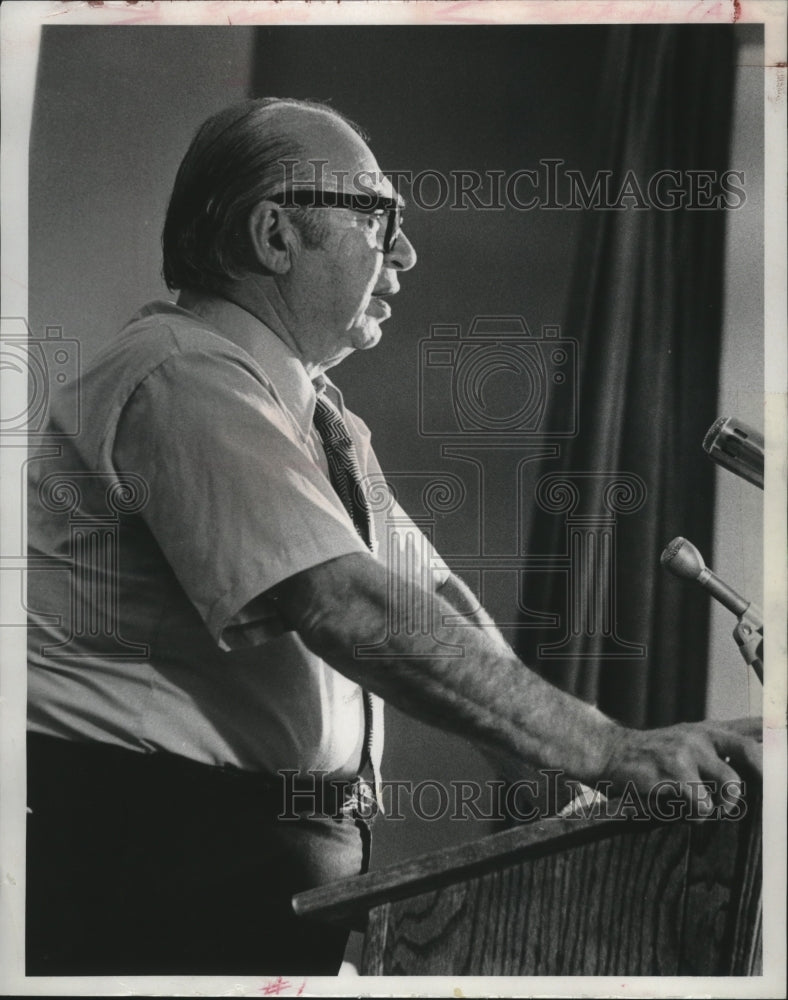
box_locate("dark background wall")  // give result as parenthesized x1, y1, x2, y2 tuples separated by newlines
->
(30, 28, 256, 354)
(30, 24, 762, 875)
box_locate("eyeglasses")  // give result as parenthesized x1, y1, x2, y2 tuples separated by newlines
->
(269, 188, 403, 254)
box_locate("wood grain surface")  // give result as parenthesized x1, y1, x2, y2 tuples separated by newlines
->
(363, 823, 690, 976)
(294, 796, 762, 976)
(294, 810, 623, 926)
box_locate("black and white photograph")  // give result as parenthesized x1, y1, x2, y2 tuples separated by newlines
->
(0, 1, 785, 996)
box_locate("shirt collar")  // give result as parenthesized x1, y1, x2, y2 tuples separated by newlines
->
(144, 294, 327, 439)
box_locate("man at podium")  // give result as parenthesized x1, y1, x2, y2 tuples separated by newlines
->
(26, 98, 762, 976)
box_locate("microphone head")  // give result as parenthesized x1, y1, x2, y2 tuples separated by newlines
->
(702, 416, 729, 454)
(660, 537, 706, 581)
(703, 416, 764, 489)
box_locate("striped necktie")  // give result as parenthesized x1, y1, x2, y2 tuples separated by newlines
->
(312, 389, 376, 552)
(312, 381, 383, 813)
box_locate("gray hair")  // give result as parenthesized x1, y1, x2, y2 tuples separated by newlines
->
(161, 97, 366, 291)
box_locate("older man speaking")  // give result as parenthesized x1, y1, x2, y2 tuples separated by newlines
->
(26, 98, 761, 976)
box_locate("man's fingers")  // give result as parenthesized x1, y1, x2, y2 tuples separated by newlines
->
(716, 736, 763, 781)
(692, 722, 762, 816)
(600, 718, 762, 821)
(708, 719, 763, 782)
(695, 753, 745, 817)
(636, 722, 761, 820)
(676, 722, 763, 818)
(697, 751, 739, 787)
(716, 716, 763, 742)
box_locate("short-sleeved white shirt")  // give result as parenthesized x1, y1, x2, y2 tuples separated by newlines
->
(27, 296, 449, 778)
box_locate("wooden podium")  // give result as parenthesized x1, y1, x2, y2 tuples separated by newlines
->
(293, 796, 761, 976)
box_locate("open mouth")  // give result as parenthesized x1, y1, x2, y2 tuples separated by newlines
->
(367, 296, 392, 320)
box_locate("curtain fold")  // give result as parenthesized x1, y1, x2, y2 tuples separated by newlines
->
(517, 26, 737, 727)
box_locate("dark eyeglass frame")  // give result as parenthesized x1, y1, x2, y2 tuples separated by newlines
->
(269, 188, 403, 254)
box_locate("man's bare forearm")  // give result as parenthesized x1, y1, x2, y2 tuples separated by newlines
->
(270, 552, 761, 805)
(274, 554, 621, 784)
(437, 571, 579, 797)
(437, 572, 509, 636)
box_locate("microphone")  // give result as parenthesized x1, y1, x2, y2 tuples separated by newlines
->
(661, 537, 747, 614)
(661, 537, 763, 683)
(703, 416, 764, 489)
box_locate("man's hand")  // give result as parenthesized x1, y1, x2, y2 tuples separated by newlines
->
(597, 716, 762, 816)
(269, 553, 762, 816)
(434, 573, 763, 816)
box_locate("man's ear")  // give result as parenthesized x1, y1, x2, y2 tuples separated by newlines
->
(247, 201, 297, 274)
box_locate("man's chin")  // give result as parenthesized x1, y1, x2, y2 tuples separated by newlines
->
(319, 324, 381, 372)
(350, 320, 383, 352)
(320, 322, 382, 371)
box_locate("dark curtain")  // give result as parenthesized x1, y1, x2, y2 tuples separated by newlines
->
(517, 26, 737, 728)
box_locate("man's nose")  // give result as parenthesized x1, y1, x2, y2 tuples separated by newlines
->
(385, 230, 417, 271)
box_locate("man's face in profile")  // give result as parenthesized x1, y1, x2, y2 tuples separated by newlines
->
(278, 114, 417, 372)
